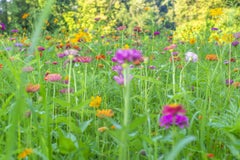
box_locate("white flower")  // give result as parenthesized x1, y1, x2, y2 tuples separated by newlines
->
(185, 52, 198, 62)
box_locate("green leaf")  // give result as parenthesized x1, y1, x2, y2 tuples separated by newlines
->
(79, 119, 93, 133)
(58, 135, 77, 154)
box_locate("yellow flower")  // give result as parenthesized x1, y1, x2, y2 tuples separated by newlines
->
(18, 148, 33, 159)
(123, 44, 129, 50)
(89, 96, 102, 108)
(96, 109, 114, 118)
(221, 33, 233, 43)
(22, 13, 29, 19)
(209, 8, 223, 17)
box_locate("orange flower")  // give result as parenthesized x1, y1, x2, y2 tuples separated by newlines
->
(45, 36, 52, 40)
(205, 54, 218, 61)
(98, 63, 104, 68)
(169, 56, 181, 62)
(96, 109, 114, 118)
(26, 84, 40, 93)
(98, 127, 108, 132)
(0, 64, 3, 70)
(233, 82, 240, 88)
(95, 54, 106, 60)
(22, 13, 29, 19)
(189, 38, 196, 44)
(18, 148, 33, 159)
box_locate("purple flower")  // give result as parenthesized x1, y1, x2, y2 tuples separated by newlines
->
(211, 27, 218, 31)
(154, 31, 160, 36)
(0, 22, 6, 31)
(226, 79, 233, 86)
(112, 49, 143, 64)
(159, 114, 174, 128)
(175, 115, 189, 128)
(149, 65, 156, 69)
(113, 74, 124, 85)
(57, 53, 66, 58)
(15, 42, 23, 47)
(185, 51, 198, 62)
(234, 32, 240, 39)
(171, 51, 179, 56)
(63, 49, 79, 56)
(60, 88, 74, 94)
(159, 104, 189, 129)
(11, 29, 18, 33)
(38, 46, 45, 51)
(232, 41, 239, 47)
(112, 65, 123, 74)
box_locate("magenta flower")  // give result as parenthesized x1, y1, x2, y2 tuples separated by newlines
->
(0, 23, 6, 31)
(112, 65, 123, 74)
(154, 31, 160, 36)
(159, 104, 189, 129)
(232, 41, 239, 47)
(38, 46, 45, 51)
(112, 49, 143, 64)
(226, 79, 234, 86)
(11, 29, 19, 33)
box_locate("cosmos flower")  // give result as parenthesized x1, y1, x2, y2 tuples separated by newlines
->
(185, 52, 198, 62)
(159, 104, 189, 129)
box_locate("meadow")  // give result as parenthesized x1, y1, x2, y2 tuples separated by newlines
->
(0, 1, 240, 160)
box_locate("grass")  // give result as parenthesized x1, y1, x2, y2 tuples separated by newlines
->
(0, 3, 240, 160)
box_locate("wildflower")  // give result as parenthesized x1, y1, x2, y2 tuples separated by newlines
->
(22, 13, 30, 19)
(44, 73, 62, 82)
(206, 153, 214, 158)
(117, 26, 126, 31)
(113, 74, 133, 85)
(164, 44, 177, 51)
(98, 127, 108, 132)
(159, 104, 189, 129)
(26, 84, 40, 93)
(189, 38, 196, 45)
(89, 96, 102, 108)
(226, 79, 233, 86)
(57, 53, 66, 58)
(15, 42, 23, 47)
(154, 31, 160, 36)
(112, 49, 143, 64)
(52, 61, 58, 65)
(38, 46, 45, 51)
(98, 63, 104, 68)
(149, 65, 156, 69)
(95, 54, 106, 60)
(232, 41, 239, 47)
(0, 64, 3, 70)
(205, 54, 218, 61)
(211, 27, 218, 31)
(45, 35, 52, 40)
(0, 22, 6, 31)
(234, 32, 240, 39)
(185, 52, 198, 62)
(11, 29, 18, 33)
(59, 88, 74, 94)
(233, 68, 239, 72)
(96, 109, 114, 118)
(209, 8, 223, 17)
(18, 148, 33, 159)
(169, 56, 181, 62)
(171, 51, 179, 56)
(73, 56, 92, 63)
(63, 49, 78, 56)
(133, 26, 142, 32)
(233, 82, 240, 88)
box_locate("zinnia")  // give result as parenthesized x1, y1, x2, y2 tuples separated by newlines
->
(26, 84, 40, 93)
(44, 73, 62, 82)
(89, 96, 102, 108)
(206, 54, 218, 61)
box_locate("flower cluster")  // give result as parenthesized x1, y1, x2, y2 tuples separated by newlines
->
(112, 49, 143, 85)
(89, 96, 102, 108)
(159, 104, 189, 129)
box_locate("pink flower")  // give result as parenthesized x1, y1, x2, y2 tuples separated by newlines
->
(44, 73, 62, 82)
(164, 44, 177, 51)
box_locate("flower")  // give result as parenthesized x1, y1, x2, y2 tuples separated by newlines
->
(11, 29, 19, 33)
(22, 66, 34, 72)
(133, 26, 142, 32)
(22, 13, 30, 19)
(232, 41, 239, 47)
(38, 46, 45, 51)
(154, 31, 160, 36)
(117, 26, 126, 31)
(112, 49, 143, 64)
(18, 148, 33, 159)
(234, 32, 240, 39)
(95, 54, 106, 60)
(211, 27, 218, 31)
(15, 42, 23, 47)
(98, 127, 108, 132)
(26, 84, 40, 93)
(159, 104, 189, 129)
(164, 44, 177, 51)
(96, 109, 114, 118)
(233, 82, 240, 88)
(0, 22, 6, 31)
(0, 64, 3, 70)
(59, 88, 74, 94)
(205, 54, 218, 61)
(206, 153, 214, 158)
(73, 56, 92, 63)
(189, 38, 196, 44)
(209, 8, 223, 17)
(63, 49, 79, 56)
(226, 79, 233, 86)
(169, 56, 181, 62)
(44, 73, 62, 82)
(89, 96, 102, 108)
(185, 52, 198, 62)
